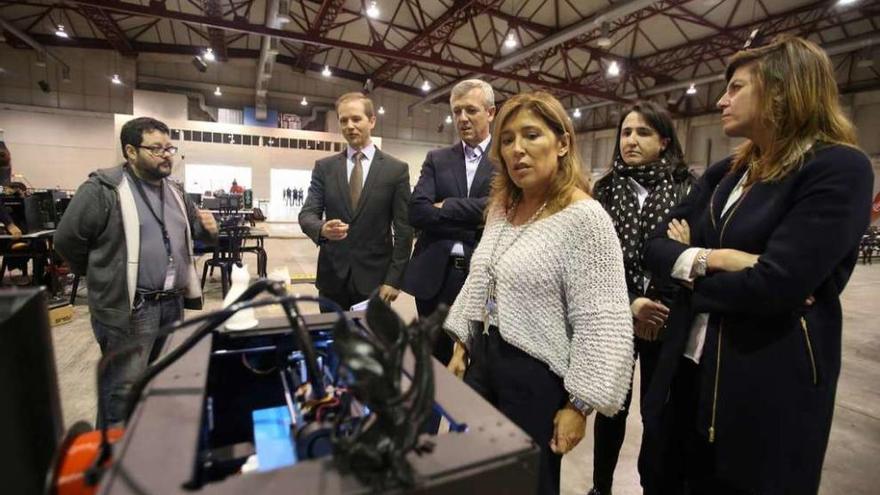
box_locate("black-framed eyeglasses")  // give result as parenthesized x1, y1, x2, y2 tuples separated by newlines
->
(138, 145, 179, 156)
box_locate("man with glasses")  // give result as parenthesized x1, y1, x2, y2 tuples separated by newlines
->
(55, 117, 217, 426)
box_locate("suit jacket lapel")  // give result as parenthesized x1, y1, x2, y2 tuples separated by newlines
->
(470, 149, 493, 198)
(452, 143, 468, 197)
(352, 148, 383, 220)
(333, 152, 353, 220)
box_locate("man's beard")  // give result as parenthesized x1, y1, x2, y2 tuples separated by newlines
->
(135, 160, 171, 181)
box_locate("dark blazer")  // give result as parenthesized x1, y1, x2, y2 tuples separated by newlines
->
(299, 148, 413, 295)
(401, 142, 494, 300)
(642, 144, 873, 493)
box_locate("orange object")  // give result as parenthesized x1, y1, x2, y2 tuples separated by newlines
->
(54, 428, 125, 495)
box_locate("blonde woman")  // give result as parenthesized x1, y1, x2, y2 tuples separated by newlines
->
(643, 36, 874, 494)
(444, 91, 633, 494)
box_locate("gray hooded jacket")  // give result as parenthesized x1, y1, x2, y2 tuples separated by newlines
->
(54, 164, 215, 330)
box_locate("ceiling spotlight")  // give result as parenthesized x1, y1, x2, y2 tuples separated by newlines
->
(366, 1, 380, 18)
(203, 47, 215, 62)
(55, 24, 69, 39)
(597, 21, 611, 48)
(573, 108, 581, 118)
(686, 83, 697, 95)
(607, 60, 620, 77)
(421, 80, 431, 92)
(322, 65, 332, 77)
(111, 74, 122, 85)
(378, 105, 386, 115)
(214, 86, 222, 96)
(301, 96, 308, 106)
(837, 0, 858, 6)
(445, 115, 452, 124)
(504, 32, 518, 49)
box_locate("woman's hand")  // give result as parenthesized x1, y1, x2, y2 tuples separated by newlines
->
(550, 403, 586, 455)
(447, 341, 468, 379)
(707, 249, 760, 273)
(667, 219, 691, 245)
(631, 298, 669, 326)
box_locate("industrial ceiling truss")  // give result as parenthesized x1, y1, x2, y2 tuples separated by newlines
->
(0, 0, 877, 129)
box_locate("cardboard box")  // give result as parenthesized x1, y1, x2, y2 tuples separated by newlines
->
(48, 303, 74, 327)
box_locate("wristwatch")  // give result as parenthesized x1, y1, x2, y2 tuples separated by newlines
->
(692, 248, 713, 278)
(569, 395, 594, 416)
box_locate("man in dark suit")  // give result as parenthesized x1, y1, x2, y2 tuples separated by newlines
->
(402, 79, 496, 364)
(299, 92, 413, 311)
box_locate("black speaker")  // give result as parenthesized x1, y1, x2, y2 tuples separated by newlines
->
(38, 79, 51, 93)
(192, 55, 208, 73)
(0, 288, 64, 495)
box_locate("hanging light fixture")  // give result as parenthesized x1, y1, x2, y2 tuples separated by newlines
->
(573, 108, 582, 118)
(366, 1, 380, 18)
(596, 21, 611, 48)
(214, 86, 222, 96)
(686, 83, 697, 95)
(607, 60, 620, 77)
(504, 32, 518, 49)
(203, 47, 216, 62)
(55, 24, 69, 38)
(421, 80, 431, 92)
(322, 65, 332, 77)
(378, 106, 386, 115)
(111, 74, 122, 85)
(445, 115, 453, 124)
(301, 96, 308, 106)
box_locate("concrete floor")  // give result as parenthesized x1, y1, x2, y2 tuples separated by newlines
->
(44, 226, 880, 494)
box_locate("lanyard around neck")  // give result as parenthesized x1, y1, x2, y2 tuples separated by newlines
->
(126, 166, 172, 258)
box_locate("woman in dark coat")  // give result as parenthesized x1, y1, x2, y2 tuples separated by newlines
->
(642, 35, 873, 494)
(589, 101, 695, 495)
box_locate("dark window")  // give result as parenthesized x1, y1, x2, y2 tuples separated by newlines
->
(183, 130, 191, 141)
(334, 142, 342, 152)
(232, 134, 241, 144)
(280, 138, 290, 148)
(243, 135, 251, 145)
(171, 129, 180, 140)
(298, 139, 307, 149)
(192, 131, 202, 142)
(252, 135, 260, 146)
(212, 132, 222, 143)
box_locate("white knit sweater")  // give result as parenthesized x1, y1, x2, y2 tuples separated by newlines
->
(445, 199, 634, 417)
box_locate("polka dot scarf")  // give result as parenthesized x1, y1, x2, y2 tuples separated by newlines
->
(606, 158, 676, 292)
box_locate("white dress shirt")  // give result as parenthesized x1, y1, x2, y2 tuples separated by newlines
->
(346, 142, 376, 188)
(451, 135, 491, 257)
(672, 170, 749, 363)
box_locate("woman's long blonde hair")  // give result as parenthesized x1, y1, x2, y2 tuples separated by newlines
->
(487, 91, 591, 217)
(726, 35, 858, 183)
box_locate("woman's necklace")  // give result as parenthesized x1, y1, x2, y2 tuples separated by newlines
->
(483, 199, 548, 334)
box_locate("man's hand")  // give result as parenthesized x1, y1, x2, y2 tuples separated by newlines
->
(320, 219, 349, 241)
(197, 210, 218, 236)
(6, 223, 22, 240)
(433, 200, 445, 208)
(550, 403, 586, 455)
(378, 284, 400, 304)
(447, 341, 468, 379)
(667, 218, 691, 245)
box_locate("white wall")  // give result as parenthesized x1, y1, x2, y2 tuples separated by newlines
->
(0, 103, 116, 189)
(0, 45, 134, 114)
(381, 138, 451, 187)
(133, 90, 188, 122)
